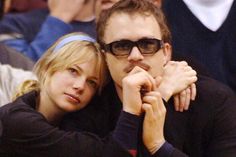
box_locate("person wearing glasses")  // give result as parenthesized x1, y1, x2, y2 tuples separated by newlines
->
(62, 0, 236, 156)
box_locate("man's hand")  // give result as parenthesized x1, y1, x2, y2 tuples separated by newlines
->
(48, 0, 86, 23)
(122, 66, 156, 115)
(142, 91, 166, 154)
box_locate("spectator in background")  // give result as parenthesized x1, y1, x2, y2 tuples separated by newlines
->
(162, 0, 236, 92)
(0, 43, 34, 70)
(0, 63, 36, 106)
(0, 0, 4, 19)
(0, 0, 96, 61)
(0, 0, 35, 106)
(3, 0, 47, 13)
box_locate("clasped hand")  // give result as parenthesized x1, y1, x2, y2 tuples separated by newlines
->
(122, 61, 197, 154)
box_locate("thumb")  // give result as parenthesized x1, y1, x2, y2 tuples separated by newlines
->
(155, 76, 162, 88)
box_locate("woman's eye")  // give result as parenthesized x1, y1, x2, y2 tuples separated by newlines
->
(68, 68, 78, 76)
(87, 80, 98, 89)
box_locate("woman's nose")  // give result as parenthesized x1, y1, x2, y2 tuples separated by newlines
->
(73, 77, 86, 94)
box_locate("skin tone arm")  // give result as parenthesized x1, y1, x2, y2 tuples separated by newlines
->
(157, 61, 197, 112)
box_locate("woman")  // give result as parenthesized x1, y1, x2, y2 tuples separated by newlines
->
(0, 33, 139, 157)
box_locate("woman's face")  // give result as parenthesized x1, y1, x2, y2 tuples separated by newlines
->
(43, 57, 99, 113)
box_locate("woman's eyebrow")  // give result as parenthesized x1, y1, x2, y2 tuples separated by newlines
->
(74, 65, 82, 72)
(74, 65, 99, 81)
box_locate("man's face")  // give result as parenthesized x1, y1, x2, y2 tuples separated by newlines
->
(103, 12, 171, 89)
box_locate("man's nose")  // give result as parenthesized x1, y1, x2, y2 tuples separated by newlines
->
(127, 46, 144, 61)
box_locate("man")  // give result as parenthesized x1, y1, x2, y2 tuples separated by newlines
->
(95, 0, 211, 77)
(62, 0, 236, 156)
(0, 0, 96, 61)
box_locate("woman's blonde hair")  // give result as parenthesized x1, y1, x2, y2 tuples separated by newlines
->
(14, 32, 108, 99)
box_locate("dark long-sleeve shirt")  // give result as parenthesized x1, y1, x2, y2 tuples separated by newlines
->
(0, 91, 140, 157)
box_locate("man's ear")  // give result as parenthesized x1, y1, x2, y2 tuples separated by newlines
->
(162, 43, 172, 64)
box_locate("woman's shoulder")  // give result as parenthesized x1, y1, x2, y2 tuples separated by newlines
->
(0, 91, 42, 128)
(0, 92, 49, 139)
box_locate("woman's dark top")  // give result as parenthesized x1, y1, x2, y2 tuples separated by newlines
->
(0, 91, 139, 157)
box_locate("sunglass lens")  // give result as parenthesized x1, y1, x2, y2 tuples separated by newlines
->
(138, 39, 160, 54)
(112, 40, 132, 56)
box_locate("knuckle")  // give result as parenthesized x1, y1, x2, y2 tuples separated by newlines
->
(186, 89, 191, 94)
(182, 61, 188, 65)
(180, 91, 186, 96)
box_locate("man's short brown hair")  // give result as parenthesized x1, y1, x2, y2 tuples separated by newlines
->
(96, 0, 171, 45)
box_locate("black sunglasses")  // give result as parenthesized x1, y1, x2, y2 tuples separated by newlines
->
(102, 38, 163, 57)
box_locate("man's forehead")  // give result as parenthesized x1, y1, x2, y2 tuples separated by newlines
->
(107, 12, 159, 28)
(104, 12, 162, 42)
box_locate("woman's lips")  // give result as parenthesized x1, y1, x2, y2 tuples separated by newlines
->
(65, 93, 81, 104)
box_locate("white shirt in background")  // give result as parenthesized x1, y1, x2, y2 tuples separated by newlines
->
(183, 0, 234, 31)
(0, 63, 36, 106)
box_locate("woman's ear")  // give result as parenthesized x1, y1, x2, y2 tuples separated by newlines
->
(162, 43, 172, 64)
